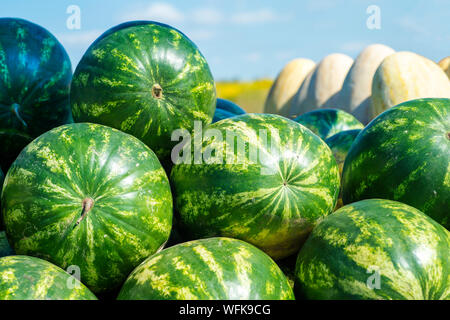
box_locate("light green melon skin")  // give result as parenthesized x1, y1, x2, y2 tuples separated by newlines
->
(295, 199, 450, 300)
(118, 237, 295, 300)
(2, 123, 173, 293)
(0, 255, 97, 300)
(171, 113, 340, 260)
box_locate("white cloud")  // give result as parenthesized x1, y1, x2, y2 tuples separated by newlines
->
(244, 52, 262, 63)
(231, 9, 280, 24)
(56, 30, 103, 46)
(122, 2, 185, 24)
(397, 16, 429, 36)
(192, 8, 224, 24)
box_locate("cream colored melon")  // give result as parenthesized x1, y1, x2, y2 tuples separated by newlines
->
(372, 51, 450, 118)
(336, 44, 395, 124)
(264, 58, 315, 116)
(438, 56, 450, 79)
(289, 53, 353, 118)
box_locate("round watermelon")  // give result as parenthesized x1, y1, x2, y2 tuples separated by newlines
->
(170, 113, 340, 260)
(70, 21, 216, 166)
(117, 237, 294, 300)
(0, 231, 13, 257)
(213, 99, 246, 123)
(2, 123, 173, 293)
(342, 98, 450, 228)
(293, 108, 364, 140)
(294, 199, 450, 300)
(0, 18, 72, 171)
(0, 255, 97, 300)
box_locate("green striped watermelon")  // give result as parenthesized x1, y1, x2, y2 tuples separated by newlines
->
(325, 129, 362, 209)
(2, 123, 173, 293)
(171, 113, 340, 260)
(0, 255, 97, 300)
(0, 18, 72, 171)
(294, 199, 450, 300)
(293, 108, 364, 140)
(325, 129, 361, 175)
(342, 98, 450, 228)
(117, 237, 294, 300)
(70, 21, 216, 166)
(0, 231, 13, 257)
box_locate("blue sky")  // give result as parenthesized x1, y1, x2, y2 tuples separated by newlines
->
(2, 0, 449, 80)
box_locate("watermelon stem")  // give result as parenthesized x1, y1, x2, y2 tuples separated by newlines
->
(75, 198, 94, 227)
(151, 84, 163, 99)
(11, 103, 27, 128)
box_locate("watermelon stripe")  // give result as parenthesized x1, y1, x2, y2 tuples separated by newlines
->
(171, 114, 339, 259)
(0, 255, 97, 300)
(118, 237, 294, 300)
(295, 199, 450, 300)
(2, 123, 173, 293)
(342, 98, 449, 228)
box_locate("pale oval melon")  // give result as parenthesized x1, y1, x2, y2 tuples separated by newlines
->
(264, 58, 315, 117)
(336, 44, 395, 124)
(371, 51, 450, 118)
(289, 53, 353, 119)
(438, 56, 450, 79)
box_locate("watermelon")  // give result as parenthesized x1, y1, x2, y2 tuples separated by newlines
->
(117, 237, 295, 300)
(294, 199, 450, 300)
(0, 255, 97, 300)
(70, 21, 216, 166)
(0, 168, 3, 230)
(170, 113, 340, 260)
(325, 129, 361, 209)
(213, 98, 246, 123)
(0, 18, 72, 171)
(293, 108, 364, 140)
(342, 98, 450, 228)
(0, 231, 13, 257)
(325, 129, 361, 175)
(2, 123, 173, 293)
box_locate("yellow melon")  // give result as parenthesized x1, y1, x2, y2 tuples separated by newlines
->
(438, 56, 450, 79)
(289, 53, 353, 118)
(336, 44, 395, 124)
(264, 58, 315, 117)
(371, 52, 450, 118)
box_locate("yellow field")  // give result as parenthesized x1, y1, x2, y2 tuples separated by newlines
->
(215, 79, 273, 113)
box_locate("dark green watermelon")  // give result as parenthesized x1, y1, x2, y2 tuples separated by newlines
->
(213, 98, 246, 123)
(170, 113, 340, 260)
(117, 237, 294, 300)
(293, 108, 364, 140)
(294, 199, 450, 300)
(0, 18, 72, 171)
(2, 123, 173, 293)
(0, 231, 13, 257)
(325, 129, 361, 209)
(70, 21, 216, 165)
(342, 98, 449, 228)
(325, 129, 361, 175)
(0, 255, 97, 300)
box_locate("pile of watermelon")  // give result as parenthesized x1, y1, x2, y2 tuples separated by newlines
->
(0, 18, 448, 301)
